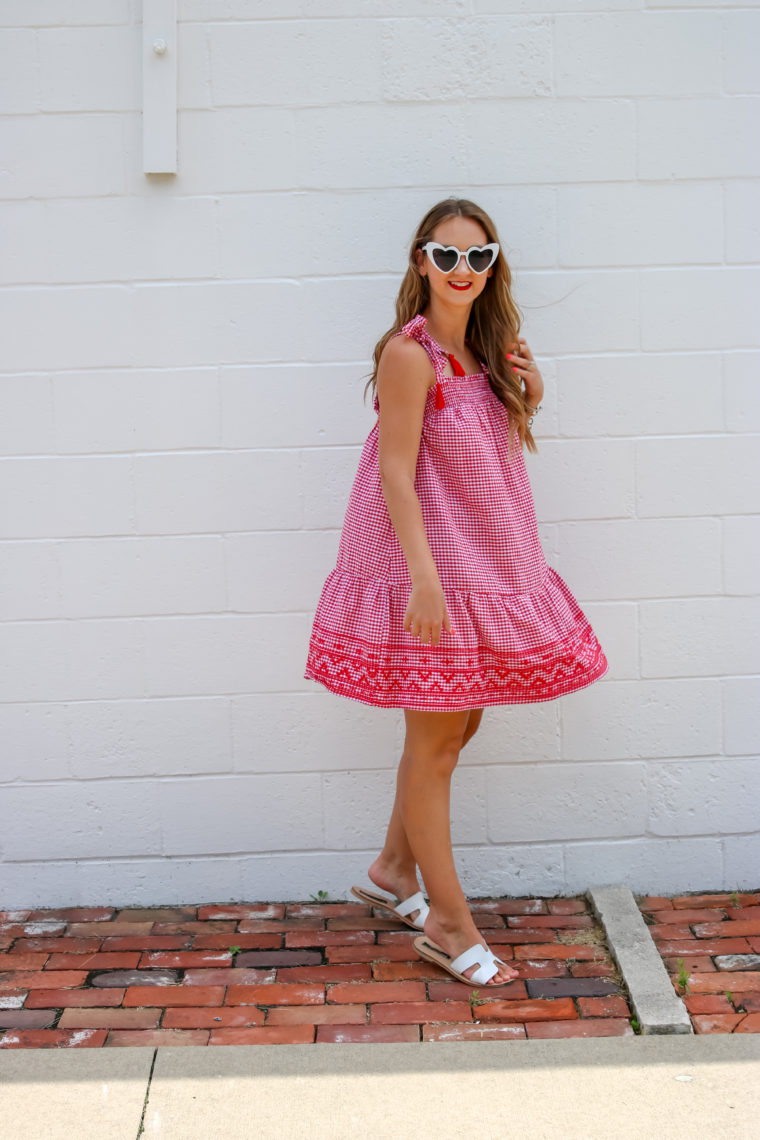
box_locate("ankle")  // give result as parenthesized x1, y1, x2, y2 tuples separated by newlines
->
(373, 853, 417, 879)
(427, 904, 474, 935)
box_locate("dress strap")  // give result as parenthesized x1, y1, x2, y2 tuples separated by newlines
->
(380, 314, 485, 413)
(395, 313, 449, 408)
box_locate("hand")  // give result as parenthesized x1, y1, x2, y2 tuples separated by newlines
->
(507, 338, 544, 406)
(403, 578, 452, 647)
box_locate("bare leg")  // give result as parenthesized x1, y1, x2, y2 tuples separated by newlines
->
(365, 762, 422, 915)
(461, 707, 484, 748)
(374, 707, 515, 985)
(368, 708, 485, 923)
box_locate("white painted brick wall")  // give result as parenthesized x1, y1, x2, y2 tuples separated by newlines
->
(1, 1, 758, 907)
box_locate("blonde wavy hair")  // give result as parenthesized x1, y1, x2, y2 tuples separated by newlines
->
(364, 197, 536, 458)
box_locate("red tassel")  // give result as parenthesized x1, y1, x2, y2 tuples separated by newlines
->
(434, 381, 445, 409)
(447, 352, 466, 377)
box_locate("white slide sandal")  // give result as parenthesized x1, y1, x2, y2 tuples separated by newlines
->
(351, 885, 429, 930)
(413, 934, 519, 985)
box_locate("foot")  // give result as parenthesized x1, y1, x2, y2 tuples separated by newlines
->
(367, 855, 425, 925)
(423, 907, 518, 986)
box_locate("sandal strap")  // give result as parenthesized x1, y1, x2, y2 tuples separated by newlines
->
(450, 943, 499, 985)
(413, 900, 430, 926)
(395, 891, 428, 922)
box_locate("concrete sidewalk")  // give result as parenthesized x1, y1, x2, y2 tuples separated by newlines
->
(2, 1034, 759, 1139)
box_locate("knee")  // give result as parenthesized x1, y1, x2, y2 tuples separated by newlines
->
(402, 736, 462, 776)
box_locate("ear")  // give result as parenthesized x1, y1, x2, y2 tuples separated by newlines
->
(414, 248, 426, 277)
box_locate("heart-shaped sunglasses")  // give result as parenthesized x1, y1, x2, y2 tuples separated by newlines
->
(420, 241, 500, 275)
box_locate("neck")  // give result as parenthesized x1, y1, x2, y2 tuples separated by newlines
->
(422, 298, 471, 353)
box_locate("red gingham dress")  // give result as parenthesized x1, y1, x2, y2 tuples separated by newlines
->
(304, 312, 609, 711)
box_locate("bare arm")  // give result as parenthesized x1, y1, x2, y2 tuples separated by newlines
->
(376, 335, 451, 646)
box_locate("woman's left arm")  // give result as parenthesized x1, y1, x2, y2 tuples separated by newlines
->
(507, 338, 544, 408)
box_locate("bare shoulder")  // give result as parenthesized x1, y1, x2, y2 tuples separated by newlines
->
(377, 332, 435, 399)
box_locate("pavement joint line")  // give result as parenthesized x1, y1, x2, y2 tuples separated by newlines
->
(135, 1047, 157, 1140)
(586, 883, 693, 1036)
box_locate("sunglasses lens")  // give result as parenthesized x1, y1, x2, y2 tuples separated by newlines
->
(431, 247, 459, 273)
(467, 247, 495, 273)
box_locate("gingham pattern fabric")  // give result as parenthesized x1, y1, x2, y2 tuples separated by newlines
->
(304, 312, 608, 710)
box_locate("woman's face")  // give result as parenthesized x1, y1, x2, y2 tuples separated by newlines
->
(414, 215, 494, 308)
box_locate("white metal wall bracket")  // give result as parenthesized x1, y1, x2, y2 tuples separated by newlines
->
(142, 0, 178, 173)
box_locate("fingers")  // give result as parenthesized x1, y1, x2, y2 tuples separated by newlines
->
(507, 337, 534, 369)
(403, 586, 452, 647)
(403, 611, 434, 643)
(412, 621, 439, 646)
(403, 612, 452, 646)
(508, 351, 532, 369)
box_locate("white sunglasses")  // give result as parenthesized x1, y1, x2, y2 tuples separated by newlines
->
(421, 241, 500, 275)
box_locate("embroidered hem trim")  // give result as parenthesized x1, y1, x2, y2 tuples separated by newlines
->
(304, 623, 609, 710)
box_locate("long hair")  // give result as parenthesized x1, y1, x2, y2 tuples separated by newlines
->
(364, 197, 536, 458)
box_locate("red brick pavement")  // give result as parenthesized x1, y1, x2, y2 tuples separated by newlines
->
(636, 890, 760, 1035)
(3, 890, 756, 1047)
(0, 895, 633, 1047)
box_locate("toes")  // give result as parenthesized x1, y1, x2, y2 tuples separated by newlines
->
(489, 964, 517, 985)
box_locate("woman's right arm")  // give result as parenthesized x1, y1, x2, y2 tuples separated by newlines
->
(376, 336, 451, 647)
